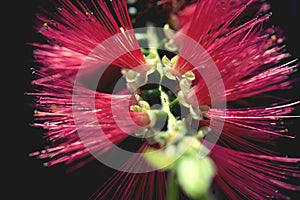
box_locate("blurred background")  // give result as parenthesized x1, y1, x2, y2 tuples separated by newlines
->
(11, 0, 300, 199)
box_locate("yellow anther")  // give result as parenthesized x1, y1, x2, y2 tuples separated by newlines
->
(130, 105, 142, 112)
(42, 23, 49, 30)
(146, 53, 159, 69)
(179, 79, 191, 94)
(177, 91, 189, 108)
(162, 55, 172, 68)
(197, 126, 211, 138)
(163, 24, 175, 39)
(164, 67, 176, 80)
(147, 52, 158, 60)
(189, 105, 202, 120)
(139, 100, 150, 111)
(134, 94, 143, 102)
(165, 40, 178, 52)
(183, 71, 195, 82)
(85, 11, 93, 16)
(125, 70, 137, 82)
(171, 55, 179, 65)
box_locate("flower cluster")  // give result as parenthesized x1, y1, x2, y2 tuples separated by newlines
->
(29, 0, 299, 199)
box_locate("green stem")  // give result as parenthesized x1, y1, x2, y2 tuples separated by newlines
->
(167, 169, 179, 200)
(169, 98, 179, 111)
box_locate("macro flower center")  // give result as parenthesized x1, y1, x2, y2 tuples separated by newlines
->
(122, 52, 211, 154)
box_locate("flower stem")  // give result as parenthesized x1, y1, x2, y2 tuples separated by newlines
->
(167, 169, 179, 200)
(169, 98, 179, 111)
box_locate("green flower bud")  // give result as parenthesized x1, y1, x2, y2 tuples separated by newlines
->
(176, 156, 216, 199)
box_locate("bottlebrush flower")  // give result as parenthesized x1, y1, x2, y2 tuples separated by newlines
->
(29, 0, 300, 200)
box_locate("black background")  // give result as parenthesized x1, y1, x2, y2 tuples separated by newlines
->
(8, 0, 300, 199)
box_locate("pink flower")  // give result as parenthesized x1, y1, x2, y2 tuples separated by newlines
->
(29, 0, 300, 199)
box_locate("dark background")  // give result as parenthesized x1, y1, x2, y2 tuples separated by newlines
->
(8, 0, 300, 199)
